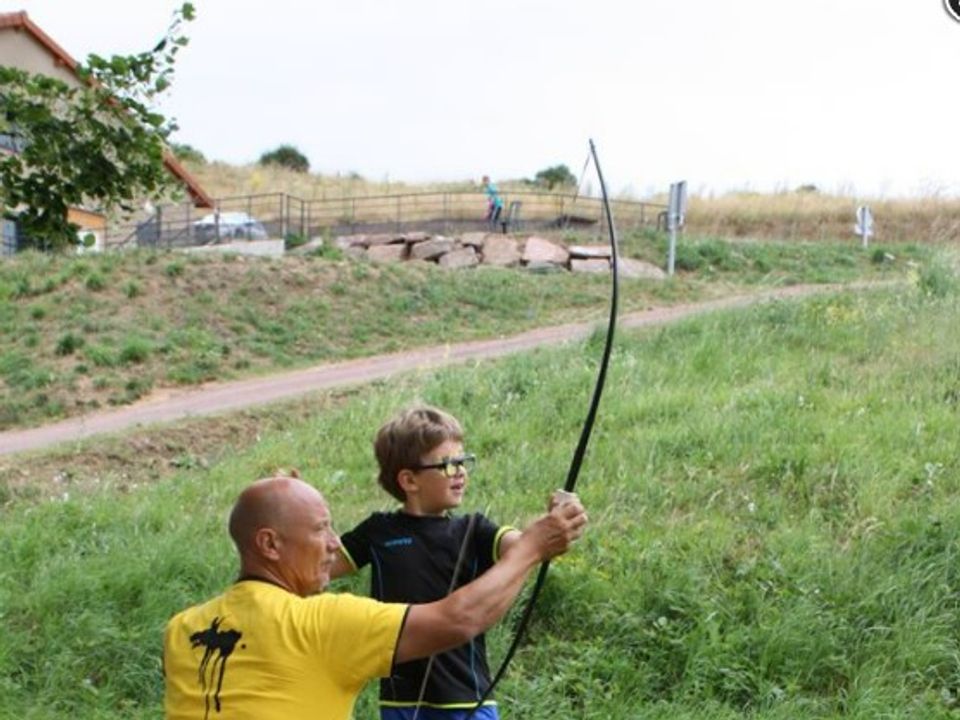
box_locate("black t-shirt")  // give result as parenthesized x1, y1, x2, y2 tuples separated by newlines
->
(339, 511, 510, 706)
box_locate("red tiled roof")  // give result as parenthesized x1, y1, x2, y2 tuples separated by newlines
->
(0, 10, 213, 208)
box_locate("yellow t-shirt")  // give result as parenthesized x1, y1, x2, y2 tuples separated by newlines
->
(164, 580, 408, 720)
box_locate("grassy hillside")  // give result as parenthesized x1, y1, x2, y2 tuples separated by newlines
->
(0, 232, 924, 430)
(2, 261, 959, 717)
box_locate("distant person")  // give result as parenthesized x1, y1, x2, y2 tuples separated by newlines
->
(331, 406, 569, 720)
(482, 175, 503, 231)
(163, 471, 587, 720)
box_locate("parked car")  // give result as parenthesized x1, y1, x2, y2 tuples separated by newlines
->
(192, 212, 269, 242)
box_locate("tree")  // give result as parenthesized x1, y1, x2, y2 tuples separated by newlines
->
(0, 3, 195, 250)
(259, 144, 310, 173)
(171, 141, 206, 164)
(533, 164, 577, 190)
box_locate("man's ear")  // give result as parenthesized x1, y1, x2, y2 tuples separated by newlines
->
(397, 469, 418, 497)
(254, 527, 282, 560)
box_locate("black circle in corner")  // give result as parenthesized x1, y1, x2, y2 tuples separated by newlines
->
(946, 0, 960, 23)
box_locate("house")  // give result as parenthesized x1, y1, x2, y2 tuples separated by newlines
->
(0, 10, 213, 252)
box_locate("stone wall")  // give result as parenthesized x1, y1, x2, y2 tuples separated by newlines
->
(318, 232, 666, 279)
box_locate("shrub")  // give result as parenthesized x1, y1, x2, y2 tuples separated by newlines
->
(533, 164, 577, 189)
(85, 272, 106, 291)
(258, 144, 310, 173)
(119, 336, 152, 364)
(123, 280, 142, 298)
(170, 142, 206, 164)
(55, 332, 84, 356)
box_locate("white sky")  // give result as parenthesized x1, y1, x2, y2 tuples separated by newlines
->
(9, 0, 960, 198)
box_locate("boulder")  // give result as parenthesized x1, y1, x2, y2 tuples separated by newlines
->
(522, 235, 569, 266)
(334, 234, 366, 249)
(439, 247, 479, 269)
(481, 235, 521, 267)
(570, 258, 610, 274)
(618, 257, 667, 280)
(402, 231, 430, 242)
(287, 237, 326, 255)
(461, 232, 488, 248)
(410, 236, 455, 261)
(366, 233, 401, 247)
(367, 244, 407, 263)
(568, 244, 611, 259)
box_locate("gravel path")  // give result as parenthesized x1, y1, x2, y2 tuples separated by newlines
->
(0, 283, 852, 456)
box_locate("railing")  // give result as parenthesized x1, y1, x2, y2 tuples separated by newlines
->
(104, 190, 666, 250)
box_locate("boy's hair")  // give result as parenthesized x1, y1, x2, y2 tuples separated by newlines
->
(375, 406, 464, 501)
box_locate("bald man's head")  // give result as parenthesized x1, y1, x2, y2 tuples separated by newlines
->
(228, 475, 340, 596)
(229, 475, 319, 552)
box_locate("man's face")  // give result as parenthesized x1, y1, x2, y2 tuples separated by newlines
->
(278, 486, 341, 596)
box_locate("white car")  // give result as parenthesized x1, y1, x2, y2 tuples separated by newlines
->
(193, 212, 268, 242)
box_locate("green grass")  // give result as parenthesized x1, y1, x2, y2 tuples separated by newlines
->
(0, 236, 929, 430)
(2, 269, 959, 718)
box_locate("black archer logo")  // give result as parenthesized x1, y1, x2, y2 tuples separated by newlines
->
(190, 616, 243, 719)
(946, 0, 960, 22)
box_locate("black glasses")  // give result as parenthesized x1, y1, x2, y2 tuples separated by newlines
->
(411, 453, 477, 478)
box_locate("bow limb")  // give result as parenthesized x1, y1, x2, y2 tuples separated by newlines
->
(464, 139, 620, 718)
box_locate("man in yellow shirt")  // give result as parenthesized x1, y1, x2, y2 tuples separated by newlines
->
(163, 473, 588, 720)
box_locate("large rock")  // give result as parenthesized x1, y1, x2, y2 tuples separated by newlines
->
(522, 236, 569, 266)
(481, 235, 521, 267)
(568, 244, 611, 259)
(366, 233, 401, 247)
(334, 234, 366, 249)
(287, 237, 326, 255)
(367, 244, 407, 263)
(439, 247, 479, 269)
(402, 231, 430, 242)
(410, 236, 455, 261)
(618, 257, 667, 280)
(570, 258, 610, 274)
(461, 232, 488, 248)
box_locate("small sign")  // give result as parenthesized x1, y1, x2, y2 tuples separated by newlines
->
(668, 181, 687, 231)
(855, 206, 874, 237)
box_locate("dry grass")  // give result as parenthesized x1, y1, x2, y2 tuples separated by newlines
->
(186, 161, 960, 244)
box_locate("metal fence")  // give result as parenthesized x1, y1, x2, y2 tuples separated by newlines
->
(104, 190, 666, 250)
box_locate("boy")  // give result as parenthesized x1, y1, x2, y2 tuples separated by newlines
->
(331, 406, 521, 720)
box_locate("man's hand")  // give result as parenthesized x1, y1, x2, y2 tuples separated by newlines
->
(521, 496, 588, 563)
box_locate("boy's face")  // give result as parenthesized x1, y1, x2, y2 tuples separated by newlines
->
(408, 439, 469, 515)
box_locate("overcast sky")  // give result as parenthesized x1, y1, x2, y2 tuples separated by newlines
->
(10, 1, 960, 198)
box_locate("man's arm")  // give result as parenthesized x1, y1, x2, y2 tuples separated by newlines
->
(393, 500, 587, 664)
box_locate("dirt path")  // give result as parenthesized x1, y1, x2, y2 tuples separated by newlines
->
(0, 283, 856, 457)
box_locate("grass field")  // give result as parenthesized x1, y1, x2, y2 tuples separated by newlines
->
(2, 252, 959, 718)
(0, 231, 924, 431)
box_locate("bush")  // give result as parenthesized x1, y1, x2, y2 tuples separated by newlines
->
(170, 142, 206, 164)
(533, 164, 577, 189)
(259, 144, 310, 173)
(119, 336, 153, 364)
(55, 332, 84, 356)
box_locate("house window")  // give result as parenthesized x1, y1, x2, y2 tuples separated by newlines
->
(1, 218, 18, 256)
